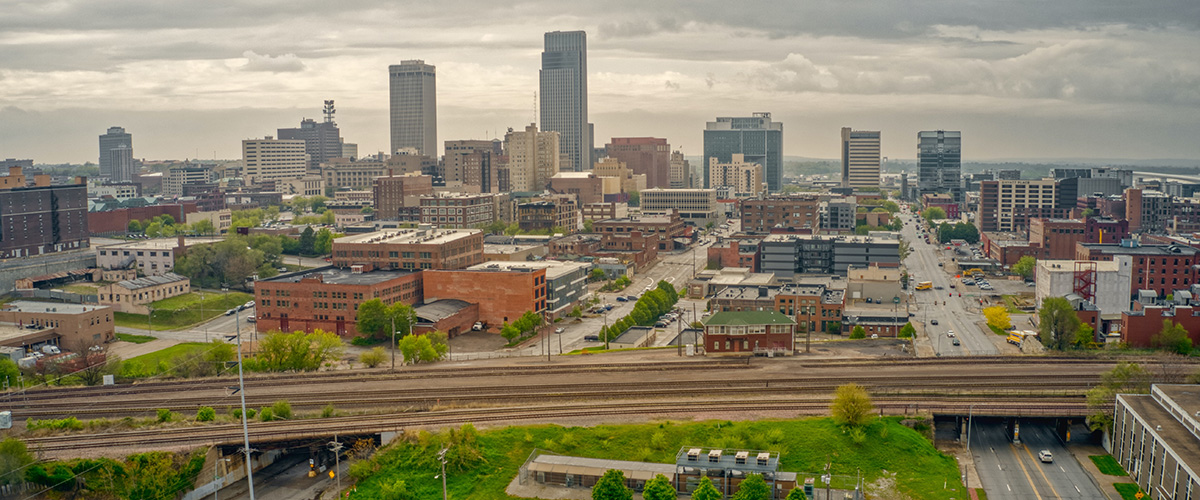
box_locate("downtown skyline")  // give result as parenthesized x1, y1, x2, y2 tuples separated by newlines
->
(1, 0, 1199, 164)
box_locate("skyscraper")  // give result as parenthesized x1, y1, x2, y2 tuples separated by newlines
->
(109, 145, 136, 183)
(98, 126, 132, 179)
(504, 124, 560, 192)
(606, 137, 670, 188)
(917, 130, 962, 202)
(539, 30, 589, 172)
(703, 113, 783, 192)
(389, 60, 437, 156)
(840, 127, 881, 189)
(279, 102, 342, 169)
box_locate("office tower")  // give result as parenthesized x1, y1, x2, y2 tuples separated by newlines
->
(98, 126, 132, 179)
(606, 137, 670, 188)
(242, 137, 307, 184)
(108, 145, 136, 183)
(539, 31, 589, 173)
(504, 124, 560, 192)
(389, 60, 437, 156)
(278, 102, 342, 169)
(703, 113, 783, 192)
(669, 151, 691, 188)
(917, 130, 962, 202)
(840, 127, 881, 189)
(708, 154, 765, 195)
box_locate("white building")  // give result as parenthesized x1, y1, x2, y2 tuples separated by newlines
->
(242, 137, 307, 184)
(707, 154, 764, 196)
(640, 188, 719, 226)
(504, 124, 560, 192)
(1035, 257, 1133, 316)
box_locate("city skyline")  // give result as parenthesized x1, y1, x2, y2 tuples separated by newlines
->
(1, 1, 1199, 164)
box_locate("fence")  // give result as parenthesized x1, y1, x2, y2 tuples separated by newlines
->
(12, 289, 97, 304)
(447, 347, 544, 361)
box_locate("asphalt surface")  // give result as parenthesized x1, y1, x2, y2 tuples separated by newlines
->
(900, 212, 998, 356)
(971, 421, 1104, 500)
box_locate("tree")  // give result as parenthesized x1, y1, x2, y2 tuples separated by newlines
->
(127, 220, 142, 234)
(643, 473, 677, 500)
(356, 299, 390, 340)
(732, 474, 771, 500)
(898, 322, 915, 339)
(1039, 297, 1082, 350)
(191, 218, 216, 236)
(1082, 208, 1096, 218)
(249, 330, 344, 372)
(589, 268, 607, 282)
(1012, 256, 1037, 279)
(831, 383, 874, 428)
(826, 322, 841, 335)
(1086, 362, 1151, 431)
(314, 228, 334, 255)
(627, 191, 640, 207)
(785, 486, 808, 500)
(500, 322, 520, 343)
(1152, 319, 1193, 355)
(592, 469, 632, 500)
(1074, 323, 1096, 349)
(298, 226, 316, 255)
(583, 219, 594, 232)
(196, 406, 216, 422)
(849, 326, 866, 339)
(397, 333, 445, 365)
(921, 207, 946, 223)
(386, 302, 417, 339)
(359, 347, 387, 368)
(898, 239, 912, 261)
(145, 221, 163, 237)
(983, 306, 1012, 331)
(692, 476, 721, 500)
(0, 438, 34, 487)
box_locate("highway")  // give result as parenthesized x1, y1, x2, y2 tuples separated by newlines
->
(900, 210, 998, 356)
(972, 421, 1104, 500)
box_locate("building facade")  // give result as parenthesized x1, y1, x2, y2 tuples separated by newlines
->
(98, 126, 132, 180)
(0, 171, 89, 259)
(641, 188, 719, 226)
(0, 301, 115, 349)
(704, 113, 783, 192)
(389, 60, 437, 156)
(917, 130, 962, 202)
(540, 30, 590, 172)
(419, 193, 503, 229)
(977, 179, 1070, 233)
(423, 266, 548, 327)
(841, 128, 881, 189)
(708, 154, 765, 196)
(242, 137, 307, 184)
(331, 227, 483, 271)
(321, 158, 388, 189)
(278, 117, 341, 169)
(606, 137, 670, 189)
(741, 195, 820, 233)
(96, 273, 191, 314)
(594, 212, 687, 251)
(669, 151, 691, 189)
(518, 197, 578, 233)
(466, 260, 588, 318)
(254, 267, 423, 337)
(505, 124, 561, 192)
(372, 173, 434, 220)
(164, 166, 214, 196)
(1112, 384, 1200, 500)
(703, 310, 795, 355)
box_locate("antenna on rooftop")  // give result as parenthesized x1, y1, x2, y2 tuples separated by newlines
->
(323, 100, 336, 124)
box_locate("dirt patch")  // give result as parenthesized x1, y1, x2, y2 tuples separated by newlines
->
(450, 330, 508, 353)
(866, 471, 913, 500)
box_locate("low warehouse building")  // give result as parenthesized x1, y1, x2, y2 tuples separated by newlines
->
(702, 310, 796, 356)
(610, 326, 656, 349)
(1113, 384, 1200, 499)
(97, 273, 191, 314)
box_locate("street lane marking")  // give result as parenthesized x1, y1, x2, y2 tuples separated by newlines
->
(1075, 485, 1081, 493)
(1007, 484, 1011, 491)
(1010, 444, 1044, 500)
(1022, 444, 1062, 499)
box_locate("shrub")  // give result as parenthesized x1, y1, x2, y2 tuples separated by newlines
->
(26, 417, 84, 432)
(196, 406, 216, 422)
(259, 408, 274, 422)
(359, 347, 387, 368)
(321, 404, 336, 418)
(272, 400, 293, 420)
(156, 409, 173, 423)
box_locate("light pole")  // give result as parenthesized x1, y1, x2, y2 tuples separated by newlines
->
(328, 435, 343, 495)
(234, 307, 255, 500)
(391, 315, 396, 371)
(437, 447, 449, 500)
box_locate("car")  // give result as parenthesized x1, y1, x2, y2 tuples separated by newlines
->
(244, 301, 255, 309)
(934, 285, 944, 290)
(950, 283, 956, 288)
(947, 330, 955, 337)
(980, 285, 994, 290)
(604, 304, 614, 311)
(870, 334, 879, 339)
(952, 338, 961, 346)
(655, 321, 668, 328)
(626, 295, 637, 301)
(583, 335, 600, 342)
(472, 321, 484, 331)
(616, 296, 628, 302)
(554, 327, 565, 334)
(931, 319, 939, 325)
(1038, 450, 1053, 463)
(246, 316, 256, 323)
(937, 262, 944, 267)
(1026, 281, 1037, 287)
(225, 309, 236, 316)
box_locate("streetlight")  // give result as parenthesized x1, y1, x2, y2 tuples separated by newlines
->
(233, 306, 255, 499)
(437, 447, 449, 500)
(328, 435, 344, 495)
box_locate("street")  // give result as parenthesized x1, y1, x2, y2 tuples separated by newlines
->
(971, 420, 1104, 500)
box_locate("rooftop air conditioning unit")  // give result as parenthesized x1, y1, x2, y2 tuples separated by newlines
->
(757, 452, 770, 466)
(687, 448, 701, 462)
(708, 449, 722, 463)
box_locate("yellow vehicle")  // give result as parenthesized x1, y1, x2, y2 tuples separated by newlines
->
(915, 281, 933, 291)
(965, 268, 984, 277)
(1006, 332, 1024, 345)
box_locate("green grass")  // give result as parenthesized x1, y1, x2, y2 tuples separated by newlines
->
(988, 324, 1009, 336)
(975, 488, 988, 500)
(1000, 295, 1028, 314)
(1090, 455, 1129, 476)
(116, 333, 157, 344)
(125, 343, 208, 370)
(564, 346, 676, 355)
(348, 417, 964, 500)
(60, 284, 99, 295)
(1114, 483, 1144, 499)
(113, 292, 253, 330)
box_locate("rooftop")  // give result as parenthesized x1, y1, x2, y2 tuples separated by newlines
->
(667, 328, 703, 346)
(117, 273, 188, 290)
(528, 454, 675, 482)
(714, 286, 779, 301)
(1081, 243, 1200, 256)
(1118, 386, 1200, 483)
(260, 266, 416, 286)
(1039, 260, 1122, 272)
(336, 228, 481, 246)
(467, 260, 589, 279)
(415, 299, 473, 323)
(704, 310, 796, 326)
(613, 326, 653, 344)
(98, 237, 224, 250)
(3, 301, 109, 315)
(483, 244, 543, 254)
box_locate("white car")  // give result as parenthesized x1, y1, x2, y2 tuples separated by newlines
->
(947, 330, 955, 338)
(1038, 450, 1053, 463)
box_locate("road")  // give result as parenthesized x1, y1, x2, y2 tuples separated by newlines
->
(212, 451, 350, 500)
(972, 421, 1104, 500)
(900, 211, 998, 356)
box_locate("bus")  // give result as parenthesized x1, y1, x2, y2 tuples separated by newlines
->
(915, 281, 933, 291)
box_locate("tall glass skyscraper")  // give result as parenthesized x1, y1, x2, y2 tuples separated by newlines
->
(703, 113, 783, 192)
(98, 126, 132, 179)
(917, 130, 962, 202)
(540, 31, 590, 172)
(389, 60, 437, 156)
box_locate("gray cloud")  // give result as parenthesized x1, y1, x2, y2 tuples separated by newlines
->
(240, 51, 306, 72)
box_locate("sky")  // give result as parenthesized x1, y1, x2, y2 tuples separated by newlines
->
(1, 0, 1199, 165)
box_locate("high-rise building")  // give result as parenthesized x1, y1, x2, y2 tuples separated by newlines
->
(108, 145, 136, 183)
(703, 113, 783, 192)
(0, 167, 89, 259)
(389, 60, 437, 156)
(707, 154, 765, 195)
(917, 130, 962, 202)
(977, 179, 1069, 233)
(539, 31, 589, 173)
(278, 114, 341, 169)
(606, 138, 670, 188)
(840, 127, 881, 189)
(164, 165, 214, 196)
(444, 140, 503, 192)
(504, 124, 560, 192)
(98, 126, 132, 179)
(242, 137, 307, 184)
(669, 151, 691, 188)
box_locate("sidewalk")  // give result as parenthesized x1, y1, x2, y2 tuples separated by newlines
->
(107, 338, 182, 360)
(1067, 444, 1131, 500)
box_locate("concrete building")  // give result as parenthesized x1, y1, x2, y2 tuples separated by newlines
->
(841, 127, 881, 189)
(423, 266, 548, 327)
(977, 179, 1070, 233)
(703, 310, 795, 355)
(505, 124, 561, 192)
(593, 157, 646, 194)
(96, 238, 205, 276)
(549, 172, 605, 206)
(518, 197, 578, 233)
(372, 173, 434, 220)
(331, 227, 483, 271)
(164, 165, 214, 196)
(704, 113, 783, 192)
(0, 301, 115, 349)
(741, 195, 820, 233)
(640, 188, 719, 226)
(0, 168, 89, 259)
(185, 209, 232, 234)
(820, 198, 857, 234)
(98, 126, 132, 180)
(444, 140, 502, 192)
(108, 145, 136, 183)
(278, 115, 341, 169)
(385, 151, 439, 179)
(483, 243, 548, 262)
(758, 234, 900, 278)
(668, 151, 691, 189)
(1112, 384, 1200, 499)
(242, 137, 307, 184)
(389, 60, 437, 156)
(540, 30, 590, 173)
(96, 273, 191, 314)
(1035, 258, 1132, 316)
(708, 154, 765, 196)
(254, 267, 423, 337)
(321, 158, 388, 189)
(467, 260, 589, 317)
(845, 263, 904, 305)
(581, 202, 628, 221)
(606, 137, 670, 189)
(917, 130, 962, 203)
(90, 182, 141, 200)
(418, 192, 504, 229)
(274, 175, 325, 197)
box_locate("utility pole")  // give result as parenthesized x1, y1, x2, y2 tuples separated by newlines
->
(437, 448, 449, 500)
(391, 315, 396, 371)
(328, 435, 343, 495)
(234, 307, 255, 500)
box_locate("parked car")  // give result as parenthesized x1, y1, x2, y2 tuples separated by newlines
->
(225, 309, 236, 316)
(244, 301, 255, 309)
(472, 321, 485, 331)
(626, 295, 637, 301)
(1038, 450, 1053, 463)
(583, 335, 600, 342)
(554, 327, 565, 334)
(604, 304, 614, 311)
(616, 296, 628, 302)
(931, 319, 939, 325)
(246, 316, 256, 323)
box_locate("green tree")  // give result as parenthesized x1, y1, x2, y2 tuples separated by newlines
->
(272, 400, 293, 420)
(386, 302, 417, 339)
(732, 474, 771, 500)
(831, 383, 874, 428)
(127, 219, 142, 234)
(249, 330, 344, 371)
(826, 322, 841, 335)
(397, 334, 445, 365)
(1074, 323, 1096, 349)
(692, 476, 721, 500)
(298, 226, 316, 255)
(145, 221, 163, 237)
(191, 218, 216, 235)
(592, 469, 633, 500)
(583, 219, 594, 232)
(921, 207, 946, 222)
(359, 347, 387, 368)
(627, 191, 640, 207)
(1086, 362, 1151, 431)
(1152, 319, 1193, 355)
(356, 299, 390, 340)
(590, 268, 607, 282)
(643, 473, 677, 500)
(849, 326, 866, 339)
(1039, 297, 1082, 350)
(1012, 256, 1037, 279)
(785, 486, 808, 500)
(0, 438, 34, 487)
(898, 322, 915, 339)
(500, 322, 520, 343)
(314, 228, 334, 255)
(196, 406, 216, 422)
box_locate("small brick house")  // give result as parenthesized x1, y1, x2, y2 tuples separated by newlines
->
(702, 310, 796, 355)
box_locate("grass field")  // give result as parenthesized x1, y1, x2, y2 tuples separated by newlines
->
(60, 284, 99, 295)
(1115, 483, 1144, 499)
(1000, 295, 1028, 314)
(125, 343, 208, 370)
(988, 324, 1008, 336)
(348, 417, 963, 500)
(112, 292, 252, 331)
(116, 333, 157, 344)
(1091, 455, 1129, 476)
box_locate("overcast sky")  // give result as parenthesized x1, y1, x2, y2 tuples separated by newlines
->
(2, 0, 1199, 164)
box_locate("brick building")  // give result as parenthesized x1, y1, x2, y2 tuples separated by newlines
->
(921, 193, 960, 219)
(372, 173, 434, 220)
(593, 212, 687, 251)
(254, 267, 423, 336)
(549, 172, 605, 206)
(0, 301, 115, 349)
(466, 260, 589, 318)
(706, 239, 761, 271)
(740, 195, 819, 233)
(422, 266, 547, 327)
(0, 167, 89, 258)
(96, 273, 191, 314)
(420, 192, 504, 229)
(606, 137, 671, 189)
(88, 203, 195, 236)
(977, 179, 1071, 233)
(581, 202, 628, 221)
(1120, 301, 1200, 348)
(1077, 242, 1200, 299)
(517, 196, 578, 233)
(96, 237, 219, 276)
(331, 227, 483, 271)
(702, 310, 795, 355)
